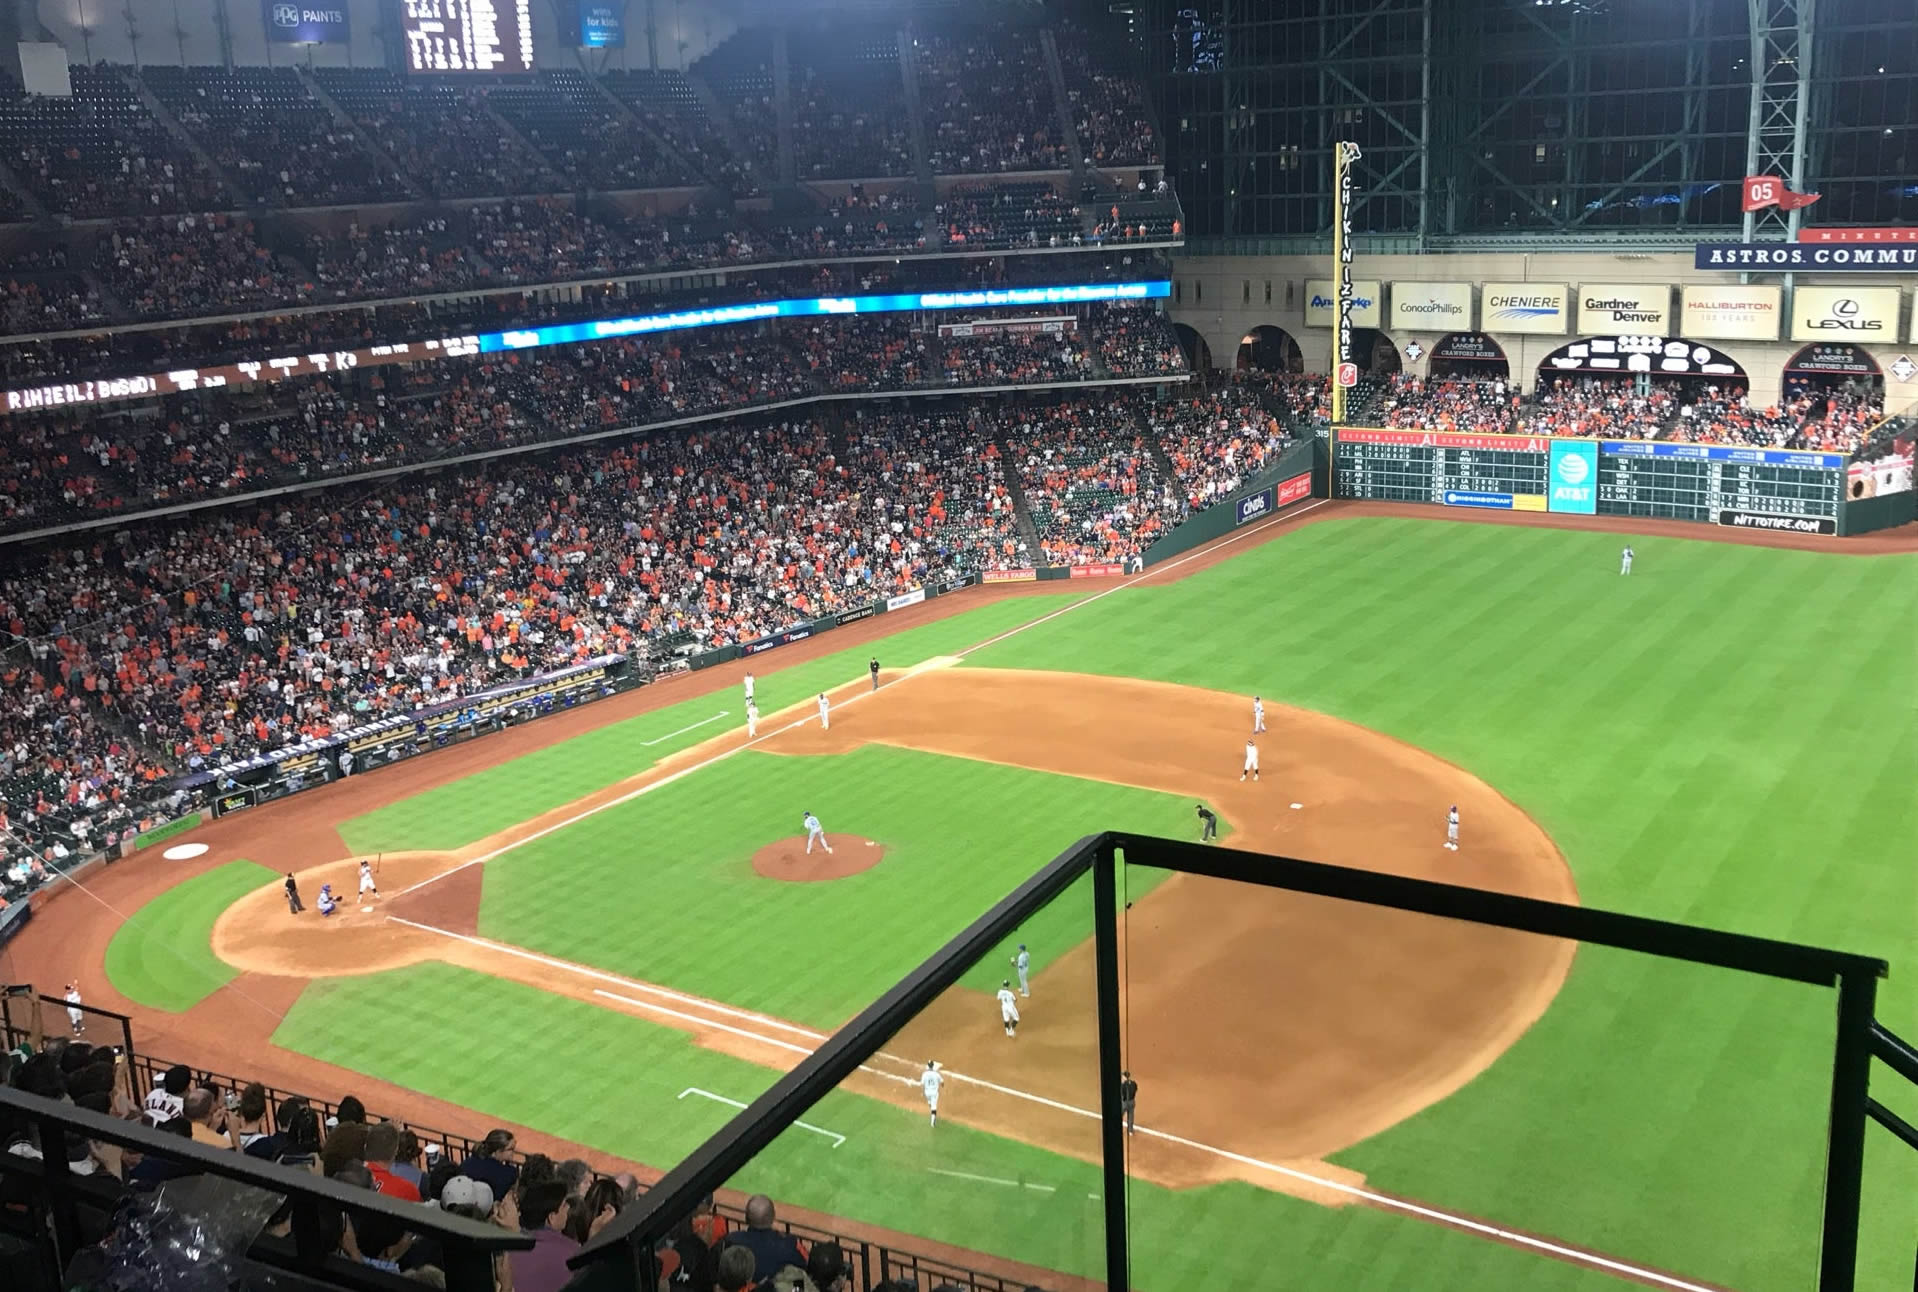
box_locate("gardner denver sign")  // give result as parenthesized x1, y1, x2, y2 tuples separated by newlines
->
(1576, 286, 1671, 336)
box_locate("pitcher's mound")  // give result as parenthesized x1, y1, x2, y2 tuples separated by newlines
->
(752, 836, 888, 882)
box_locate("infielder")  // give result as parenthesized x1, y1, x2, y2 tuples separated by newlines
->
(1240, 739, 1260, 782)
(746, 701, 759, 739)
(1196, 803, 1218, 843)
(1620, 546, 1634, 575)
(920, 1061, 944, 1127)
(1445, 805, 1460, 851)
(803, 811, 833, 855)
(996, 981, 1021, 1038)
(358, 859, 379, 899)
(817, 692, 831, 731)
(1012, 944, 1031, 997)
(1252, 696, 1266, 733)
(744, 672, 755, 705)
(65, 983, 84, 1037)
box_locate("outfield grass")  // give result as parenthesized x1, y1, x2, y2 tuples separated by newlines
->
(104, 860, 278, 1011)
(338, 595, 1084, 855)
(274, 962, 1625, 1292)
(275, 517, 1916, 1289)
(478, 746, 1189, 1026)
(967, 517, 1918, 1290)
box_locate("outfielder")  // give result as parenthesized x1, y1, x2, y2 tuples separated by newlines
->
(746, 701, 759, 738)
(65, 983, 84, 1037)
(1012, 944, 1031, 997)
(1252, 696, 1266, 733)
(996, 981, 1021, 1038)
(920, 1061, 944, 1127)
(817, 692, 831, 731)
(358, 859, 379, 898)
(803, 811, 833, 855)
(1241, 739, 1260, 782)
(1620, 546, 1634, 575)
(1445, 805, 1460, 851)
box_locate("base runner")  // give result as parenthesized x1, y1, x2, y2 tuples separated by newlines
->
(997, 981, 1021, 1038)
(921, 1061, 944, 1127)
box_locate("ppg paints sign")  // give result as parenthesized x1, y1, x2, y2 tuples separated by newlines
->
(1790, 286, 1901, 342)
(264, 0, 348, 42)
(1481, 283, 1569, 335)
(1388, 282, 1474, 331)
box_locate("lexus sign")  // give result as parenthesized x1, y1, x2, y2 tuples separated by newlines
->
(1790, 286, 1902, 342)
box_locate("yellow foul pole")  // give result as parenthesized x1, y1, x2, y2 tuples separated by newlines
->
(1330, 140, 1361, 427)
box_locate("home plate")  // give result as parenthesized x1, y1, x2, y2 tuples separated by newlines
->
(162, 843, 210, 860)
(1290, 803, 1303, 810)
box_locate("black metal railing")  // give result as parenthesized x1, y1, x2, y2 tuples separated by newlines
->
(571, 830, 1889, 1292)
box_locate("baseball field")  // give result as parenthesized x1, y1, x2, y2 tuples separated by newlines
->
(16, 505, 1915, 1292)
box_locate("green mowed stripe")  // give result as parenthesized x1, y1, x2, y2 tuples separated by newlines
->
(274, 962, 1625, 1292)
(339, 595, 1084, 855)
(103, 860, 278, 1011)
(479, 746, 1188, 1028)
(963, 516, 1918, 1290)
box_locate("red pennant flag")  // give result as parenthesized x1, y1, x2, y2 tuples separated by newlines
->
(1744, 175, 1822, 212)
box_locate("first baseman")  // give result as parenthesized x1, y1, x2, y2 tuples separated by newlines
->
(1241, 739, 1260, 782)
(803, 811, 833, 855)
(921, 1061, 944, 1127)
(997, 981, 1021, 1038)
(1252, 696, 1266, 733)
(1445, 805, 1460, 851)
(1012, 944, 1031, 996)
(817, 692, 831, 730)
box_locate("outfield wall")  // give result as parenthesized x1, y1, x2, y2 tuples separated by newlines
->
(1142, 438, 1324, 566)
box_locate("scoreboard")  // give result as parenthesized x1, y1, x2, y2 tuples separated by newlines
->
(402, 0, 534, 73)
(1335, 429, 1844, 534)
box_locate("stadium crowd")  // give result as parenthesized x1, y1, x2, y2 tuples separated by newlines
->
(0, 1035, 942, 1292)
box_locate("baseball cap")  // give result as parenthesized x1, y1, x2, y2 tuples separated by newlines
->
(438, 1175, 494, 1211)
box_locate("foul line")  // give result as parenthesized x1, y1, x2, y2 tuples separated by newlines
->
(926, 1167, 1057, 1194)
(641, 711, 730, 745)
(679, 1088, 845, 1148)
(388, 917, 1719, 1292)
(392, 495, 1326, 901)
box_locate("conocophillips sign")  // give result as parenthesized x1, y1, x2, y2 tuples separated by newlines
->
(1679, 284, 1781, 341)
(1388, 283, 1474, 331)
(1481, 284, 1569, 335)
(1305, 280, 1381, 328)
(1789, 286, 1902, 342)
(1577, 285, 1671, 336)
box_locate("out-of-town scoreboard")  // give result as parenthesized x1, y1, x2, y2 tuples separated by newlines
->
(1334, 428, 1844, 535)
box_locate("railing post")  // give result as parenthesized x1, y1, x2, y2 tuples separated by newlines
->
(1092, 836, 1130, 1292)
(1818, 967, 1878, 1291)
(36, 1114, 80, 1262)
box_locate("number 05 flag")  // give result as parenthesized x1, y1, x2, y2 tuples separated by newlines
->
(1743, 176, 1822, 212)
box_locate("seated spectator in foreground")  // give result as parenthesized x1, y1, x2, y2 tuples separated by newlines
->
(183, 1086, 232, 1150)
(726, 1194, 809, 1282)
(229, 1082, 271, 1151)
(716, 1245, 758, 1292)
(459, 1128, 520, 1201)
(510, 1178, 581, 1292)
(363, 1121, 421, 1201)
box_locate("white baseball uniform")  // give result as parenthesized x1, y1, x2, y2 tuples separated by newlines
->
(746, 702, 758, 738)
(1241, 741, 1259, 780)
(997, 986, 1020, 1036)
(1253, 699, 1265, 732)
(65, 988, 84, 1035)
(744, 673, 755, 703)
(1620, 547, 1634, 575)
(358, 861, 377, 895)
(1445, 807, 1460, 850)
(921, 1066, 944, 1124)
(817, 694, 830, 730)
(804, 813, 832, 855)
